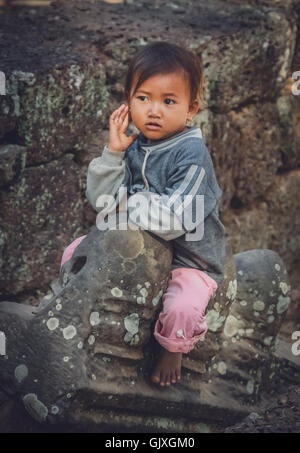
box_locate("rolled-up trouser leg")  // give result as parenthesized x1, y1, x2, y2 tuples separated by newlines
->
(154, 267, 218, 353)
(60, 235, 87, 269)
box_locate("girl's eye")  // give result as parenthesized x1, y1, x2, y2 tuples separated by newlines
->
(137, 96, 147, 101)
(165, 98, 175, 105)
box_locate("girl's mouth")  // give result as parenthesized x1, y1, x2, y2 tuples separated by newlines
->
(146, 123, 162, 130)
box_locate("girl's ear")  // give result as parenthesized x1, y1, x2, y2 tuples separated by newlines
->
(187, 101, 200, 124)
(188, 99, 200, 119)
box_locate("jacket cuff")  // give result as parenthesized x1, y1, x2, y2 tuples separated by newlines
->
(100, 145, 125, 166)
(153, 329, 207, 354)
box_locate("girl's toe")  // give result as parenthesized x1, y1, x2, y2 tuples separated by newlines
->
(160, 372, 167, 386)
(165, 372, 171, 386)
(176, 369, 181, 381)
(151, 370, 161, 384)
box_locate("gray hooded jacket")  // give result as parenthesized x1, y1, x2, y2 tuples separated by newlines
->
(86, 126, 226, 286)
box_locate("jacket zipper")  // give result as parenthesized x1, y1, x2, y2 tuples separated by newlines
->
(141, 149, 151, 190)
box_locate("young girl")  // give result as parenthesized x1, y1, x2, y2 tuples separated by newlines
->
(61, 41, 226, 387)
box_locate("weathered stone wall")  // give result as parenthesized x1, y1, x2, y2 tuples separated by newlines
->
(212, 0, 300, 335)
(0, 0, 299, 317)
(0, 0, 299, 433)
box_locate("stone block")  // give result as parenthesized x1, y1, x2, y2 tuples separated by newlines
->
(208, 103, 281, 209)
(0, 226, 297, 432)
(222, 169, 300, 271)
(0, 154, 85, 296)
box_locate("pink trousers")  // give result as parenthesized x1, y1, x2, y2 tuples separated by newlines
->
(60, 235, 218, 354)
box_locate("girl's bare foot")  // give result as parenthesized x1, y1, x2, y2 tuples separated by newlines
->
(151, 348, 182, 386)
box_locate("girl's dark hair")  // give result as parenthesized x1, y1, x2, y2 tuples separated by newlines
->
(124, 41, 206, 111)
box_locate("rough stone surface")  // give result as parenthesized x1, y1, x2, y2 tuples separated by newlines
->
(0, 0, 299, 433)
(209, 103, 282, 210)
(0, 144, 27, 187)
(221, 166, 300, 337)
(216, 250, 299, 404)
(0, 224, 298, 432)
(222, 169, 300, 272)
(220, 0, 295, 7)
(276, 80, 300, 170)
(0, 0, 299, 301)
(293, 1, 300, 71)
(0, 154, 86, 296)
(224, 385, 300, 433)
(1, 63, 109, 166)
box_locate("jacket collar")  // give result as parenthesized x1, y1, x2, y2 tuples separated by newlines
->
(137, 126, 202, 152)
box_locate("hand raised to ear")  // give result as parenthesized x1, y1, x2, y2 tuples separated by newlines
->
(108, 104, 138, 152)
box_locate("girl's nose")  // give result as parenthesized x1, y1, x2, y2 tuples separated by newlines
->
(148, 103, 161, 117)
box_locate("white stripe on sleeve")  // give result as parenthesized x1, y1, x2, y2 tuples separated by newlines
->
(175, 167, 206, 216)
(167, 164, 198, 208)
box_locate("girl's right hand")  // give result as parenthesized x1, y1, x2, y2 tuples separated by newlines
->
(108, 104, 138, 152)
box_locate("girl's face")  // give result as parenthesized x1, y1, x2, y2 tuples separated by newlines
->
(128, 70, 199, 142)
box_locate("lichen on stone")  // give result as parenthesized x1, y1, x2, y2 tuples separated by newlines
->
(23, 393, 48, 422)
(124, 313, 140, 345)
(217, 361, 227, 375)
(51, 406, 59, 415)
(206, 310, 226, 332)
(253, 300, 265, 312)
(226, 279, 237, 302)
(111, 287, 123, 298)
(152, 289, 163, 306)
(89, 311, 100, 326)
(276, 295, 291, 314)
(46, 317, 59, 331)
(246, 380, 254, 394)
(263, 336, 273, 346)
(224, 315, 245, 338)
(279, 281, 289, 295)
(14, 364, 28, 384)
(62, 325, 77, 340)
(124, 313, 139, 336)
(88, 335, 95, 345)
(139, 287, 148, 298)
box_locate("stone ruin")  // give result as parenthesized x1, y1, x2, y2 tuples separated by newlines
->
(0, 0, 300, 432)
(0, 225, 299, 432)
